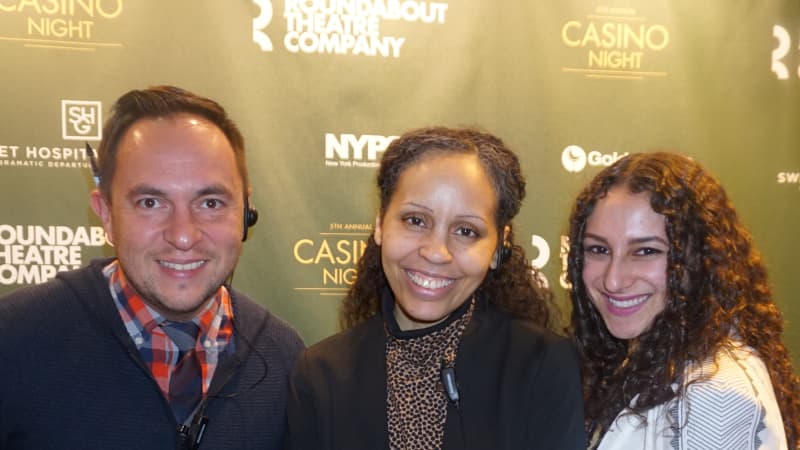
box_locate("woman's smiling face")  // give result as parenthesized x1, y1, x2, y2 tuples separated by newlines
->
(581, 186, 669, 340)
(375, 152, 500, 331)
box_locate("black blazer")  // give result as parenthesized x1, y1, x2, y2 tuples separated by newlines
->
(287, 300, 585, 449)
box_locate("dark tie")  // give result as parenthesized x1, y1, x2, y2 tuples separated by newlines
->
(163, 321, 202, 424)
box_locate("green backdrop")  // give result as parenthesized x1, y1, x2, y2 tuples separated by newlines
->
(1, 0, 798, 369)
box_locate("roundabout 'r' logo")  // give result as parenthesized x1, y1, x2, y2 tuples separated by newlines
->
(253, 0, 274, 52)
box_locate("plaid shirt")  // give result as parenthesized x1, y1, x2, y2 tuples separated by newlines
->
(103, 260, 235, 397)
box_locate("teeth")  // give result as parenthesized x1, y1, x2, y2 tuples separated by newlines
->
(407, 271, 454, 289)
(607, 294, 648, 308)
(160, 260, 205, 271)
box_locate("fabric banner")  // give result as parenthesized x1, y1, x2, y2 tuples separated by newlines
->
(0, 0, 798, 368)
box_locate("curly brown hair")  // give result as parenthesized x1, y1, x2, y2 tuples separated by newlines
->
(567, 152, 800, 447)
(340, 126, 556, 331)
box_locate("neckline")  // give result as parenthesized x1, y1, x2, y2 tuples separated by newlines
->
(380, 287, 476, 339)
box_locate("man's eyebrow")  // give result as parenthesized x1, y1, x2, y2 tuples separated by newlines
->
(128, 184, 166, 197)
(125, 184, 235, 198)
(197, 184, 235, 197)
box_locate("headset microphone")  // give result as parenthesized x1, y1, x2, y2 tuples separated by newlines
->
(494, 225, 512, 269)
(441, 366, 460, 404)
(498, 240, 512, 265)
(442, 364, 467, 450)
(242, 199, 259, 242)
(86, 142, 101, 188)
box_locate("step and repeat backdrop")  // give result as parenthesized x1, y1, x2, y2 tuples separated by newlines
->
(1, 1, 798, 366)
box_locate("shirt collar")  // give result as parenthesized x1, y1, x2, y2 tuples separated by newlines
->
(103, 259, 233, 346)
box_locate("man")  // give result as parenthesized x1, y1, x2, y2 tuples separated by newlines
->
(0, 86, 304, 449)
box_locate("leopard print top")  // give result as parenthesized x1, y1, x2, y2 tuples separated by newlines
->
(385, 297, 476, 450)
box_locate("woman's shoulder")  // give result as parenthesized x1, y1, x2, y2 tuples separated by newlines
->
(476, 308, 579, 368)
(683, 347, 761, 411)
(687, 342, 772, 393)
(683, 343, 771, 411)
(299, 314, 384, 366)
(678, 342, 787, 449)
(477, 297, 565, 343)
(505, 313, 572, 350)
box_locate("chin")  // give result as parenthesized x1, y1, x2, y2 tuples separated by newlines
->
(608, 326, 645, 340)
(396, 304, 450, 329)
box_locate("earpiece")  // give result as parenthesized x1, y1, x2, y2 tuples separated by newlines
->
(86, 142, 101, 187)
(242, 198, 259, 241)
(498, 240, 512, 265)
(493, 240, 512, 270)
(494, 225, 512, 269)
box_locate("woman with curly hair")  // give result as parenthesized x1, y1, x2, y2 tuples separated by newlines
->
(567, 152, 800, 449)
(287, 126, 585, 449)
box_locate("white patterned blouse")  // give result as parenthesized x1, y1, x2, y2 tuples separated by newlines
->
(597, 342, 788, 450)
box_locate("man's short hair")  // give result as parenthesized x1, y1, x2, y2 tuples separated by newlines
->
(97, 85, 249, 201)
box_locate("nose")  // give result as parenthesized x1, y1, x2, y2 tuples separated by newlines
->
(163, 206, 203, 250)
(602, 256, 633, 293)
(419, 231, 453, 264)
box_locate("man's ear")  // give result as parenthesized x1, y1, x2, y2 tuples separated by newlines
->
(374, 214, 383, 246)
(90, 189, 114, 245)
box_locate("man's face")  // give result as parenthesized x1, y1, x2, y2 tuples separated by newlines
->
(91, 113, 245, 321)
